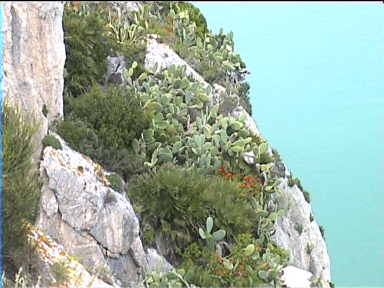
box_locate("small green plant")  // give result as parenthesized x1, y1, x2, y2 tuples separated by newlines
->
(303, 190, 311, 203)
(42, 134, 62, 150)
(50, 261, 70, 284)
(319, 225, 326, 240)
(310, 213, 314, 222)
(42, 104, 48, 117)
(287, 175, 303, 189)
(106, 173, 124, 193)
(198, 216, 226, 251)
(287, 175, 295, 187)
(144, 268, 196, 288)
(306, 242, 314, 255)
(295, 223, 304, 235)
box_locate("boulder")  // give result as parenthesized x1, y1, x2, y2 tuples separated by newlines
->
(281, 265, 313, 288)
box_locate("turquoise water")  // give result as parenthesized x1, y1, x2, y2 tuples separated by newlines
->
(193, 2, 384, 286)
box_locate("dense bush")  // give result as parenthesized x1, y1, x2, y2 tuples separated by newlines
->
(63, 2, 114, 97)
(42, 134, 62, 150)
(106, 173, 124, 193)
(128, 164, 257, 248)
(68, 84, 150, 150)
(63, 2, 146, 98)
(53, 119, 148, 182)
(180, 233, 289, 287)
(3, 101, 41, 280)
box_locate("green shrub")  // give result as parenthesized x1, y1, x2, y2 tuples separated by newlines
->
(306, 242, 314, 255)
(53, 118, 99, 153)
(63, 2, 146, 98)
(69, 84, 150, 150)
(180, 233, 289, 287)
(54, 118, 148, 181)
(319, 225, 326, 240)
(42, 104, 48, 117)
(106, 173, 124, 193)
(3, 101, 41, 279)
(63, 2, 113, 97)
(295, 223, 304, 235)
(50, 261, 70, 285)
(42, 135, 62, 150)
(128, 164, 257, 259)
(303, 190, 311, 203)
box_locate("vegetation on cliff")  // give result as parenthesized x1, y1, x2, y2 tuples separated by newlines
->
(53, 1, 293, 286)
(3, 100, 42, 285)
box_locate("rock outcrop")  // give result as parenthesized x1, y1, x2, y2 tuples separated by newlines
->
(25, 221, 115, 288)
(3, 2, 65, 164)
(273, 178, 331, 285)
(37, 133, 172, 287)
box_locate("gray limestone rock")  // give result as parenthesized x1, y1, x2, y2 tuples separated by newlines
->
(272, 178, 331, 287)
(3, 2, 65, 165)
(145, 37, 209, 88)
(37, 133, 173, 287)
(105, 56, 127, 86)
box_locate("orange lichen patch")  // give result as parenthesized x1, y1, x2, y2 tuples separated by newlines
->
(23, 221, 102, 287)
(94, 163, 110, 186)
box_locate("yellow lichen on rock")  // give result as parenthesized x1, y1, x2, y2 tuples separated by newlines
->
(24, 221, 112, 288)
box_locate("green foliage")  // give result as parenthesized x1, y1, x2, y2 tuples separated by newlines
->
(2, 267, 41, 288)
(63, 2, 113, 97)
(63, 2, 146, 98)
(128, 164, 257, 258)
(106, 173, 124, 193)
(67, 84, 150, 150)
(54, 118, 148, 181)
(180, 233, 289, 287)
(50, 261, 70, 285)
(3, 101, 41, 279)
(42, 104, 48, 117)
(198, 216, 226, 251)
(303, 190, 311, 203)
(60, 3, 304, 286)
(144, 268, 197, 288)
(310, 213, 314, 222)
(295, 223, 304, 235)
(42, 134, 62, 150)
(319, 225, 326, 240)
(306, 242, 314, 255)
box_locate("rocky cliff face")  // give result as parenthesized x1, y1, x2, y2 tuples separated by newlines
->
(3, 2, 65, 163)
(3, 2, 331, 287)
(37, 133, 171, 287)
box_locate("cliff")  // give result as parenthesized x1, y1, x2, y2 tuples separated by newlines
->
(2, 2, 331, 288)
